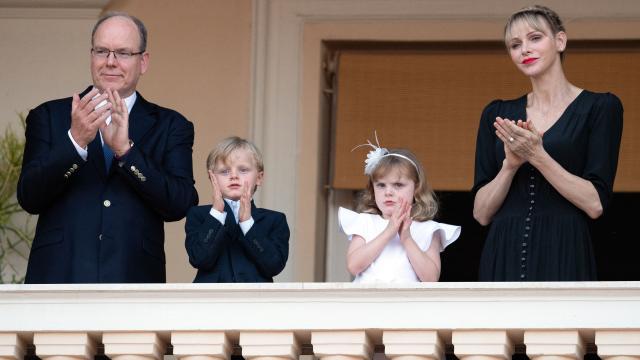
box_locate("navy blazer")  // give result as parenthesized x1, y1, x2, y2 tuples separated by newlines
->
(185, 202, 289, 283)
(18, 87, 198, 283)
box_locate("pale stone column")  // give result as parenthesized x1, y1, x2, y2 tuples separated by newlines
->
(452, 330, 514, 360)
(32, 332, 97, 360)
(0, 333, 25, 360)
(239, 331, 300, 360)
(172, 332, 231, 360)
(524, 330, 585, 360)
(311, 330, 373, 360)
(103, 332, 166, 360)
(383, 330, 444, 360)
(595, 330, 640, 360)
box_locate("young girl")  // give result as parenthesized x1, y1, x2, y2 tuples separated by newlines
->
(339, 138, 461, 283)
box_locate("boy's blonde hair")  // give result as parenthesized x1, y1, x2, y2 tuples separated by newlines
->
(356, 148, 438, 221)
(206, 136, 264, 172)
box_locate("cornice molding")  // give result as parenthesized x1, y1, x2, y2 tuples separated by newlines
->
(259, 0, 640, 22)
(0, 0, 107, 19)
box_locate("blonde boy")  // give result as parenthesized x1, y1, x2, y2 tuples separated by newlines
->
(185, 136, 289, 282)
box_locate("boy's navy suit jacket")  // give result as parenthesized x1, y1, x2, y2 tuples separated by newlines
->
(185, 201, 289, 283)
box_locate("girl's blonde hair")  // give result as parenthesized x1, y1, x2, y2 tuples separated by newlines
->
(356, 148, 438, 221)
(504, 5, 566, 60)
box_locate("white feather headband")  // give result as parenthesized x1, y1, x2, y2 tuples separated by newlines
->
(352, 131, 419, 176)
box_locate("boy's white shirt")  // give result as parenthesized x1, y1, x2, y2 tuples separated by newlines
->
(209, 198, 254, 235)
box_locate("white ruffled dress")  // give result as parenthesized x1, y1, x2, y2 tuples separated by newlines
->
(338, 207, 461, 283)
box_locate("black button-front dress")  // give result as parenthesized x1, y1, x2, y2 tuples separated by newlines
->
(473, 90, 623, 281)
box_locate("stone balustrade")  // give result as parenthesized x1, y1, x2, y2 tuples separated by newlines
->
(1, 283, 639, 360)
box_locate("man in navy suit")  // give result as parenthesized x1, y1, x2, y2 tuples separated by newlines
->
(185, 137, 289, 282)
(18, 12, 198, 283)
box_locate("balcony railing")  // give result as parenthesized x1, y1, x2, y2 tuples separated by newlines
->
(1, 282, 639, 360)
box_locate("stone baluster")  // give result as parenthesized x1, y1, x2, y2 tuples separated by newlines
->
(311, 330, 373, 360)
(383, 330, 444, 360)
(596, 330, 640, 360)
(239, 331, 300, 360)
(103, 332, 166, 360)
(32, 332, 96, 360)
(452, 330, 514, 360)
(172, 331, 232, 360)
(0, 333, 25, 360)
(524, 330, 585, 360)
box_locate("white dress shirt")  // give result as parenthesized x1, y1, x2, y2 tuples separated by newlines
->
(209, 198, 255, 235)
(67, 89, 137, 160)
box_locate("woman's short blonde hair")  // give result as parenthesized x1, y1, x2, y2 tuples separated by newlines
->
(504, 5, 566, 60)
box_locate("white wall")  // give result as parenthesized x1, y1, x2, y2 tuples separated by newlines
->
(0, 6, 102, 283)
(0, 16, 96, 128)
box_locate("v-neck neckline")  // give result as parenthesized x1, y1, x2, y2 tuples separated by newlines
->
(520, 89, 586, 136)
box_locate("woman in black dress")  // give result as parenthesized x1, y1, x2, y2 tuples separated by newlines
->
(472, 5, 623, 281)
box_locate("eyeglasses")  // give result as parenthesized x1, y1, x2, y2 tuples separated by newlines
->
(91, 47, 144, 60)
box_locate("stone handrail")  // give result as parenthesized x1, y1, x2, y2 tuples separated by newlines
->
(1, 282, 639, 360)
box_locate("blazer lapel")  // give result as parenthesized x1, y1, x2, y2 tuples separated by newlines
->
(249, 200, 263, 222)
(128, 92, 156, 147)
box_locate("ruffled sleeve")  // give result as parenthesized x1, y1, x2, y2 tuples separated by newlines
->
(338, 207, 372, 241)
(410, 221, 461, 252)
